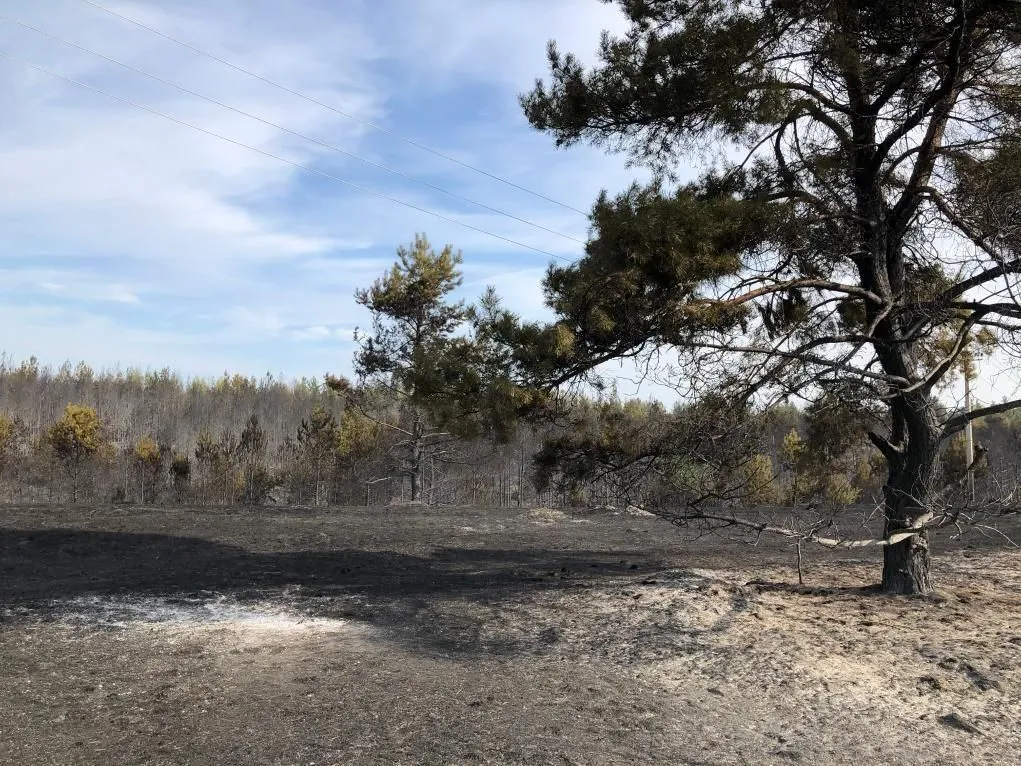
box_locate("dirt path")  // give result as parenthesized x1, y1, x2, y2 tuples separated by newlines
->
(1, 505, 1019, 765)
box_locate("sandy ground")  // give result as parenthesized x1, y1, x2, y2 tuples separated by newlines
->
(1, 504, 1019, 765)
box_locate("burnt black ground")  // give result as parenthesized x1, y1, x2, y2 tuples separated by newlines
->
(1, 504, 1019, 766)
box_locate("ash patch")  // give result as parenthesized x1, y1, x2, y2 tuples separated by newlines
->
(24, 593, 349, 634)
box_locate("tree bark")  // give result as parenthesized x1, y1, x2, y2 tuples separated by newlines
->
(882, 527, 933, 595)
(409, 431, 423, 503)
(880, 400, 940, 595)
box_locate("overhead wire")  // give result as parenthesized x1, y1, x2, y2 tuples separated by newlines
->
(74, 0, 591, 217)
(0, 50, 577, 262)
(0, 14, 587, 247)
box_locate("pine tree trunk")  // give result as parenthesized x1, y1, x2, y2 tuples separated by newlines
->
(314, 464, 323, 507)
(880, 405, 940, 595)
(517, 447, 524, 508)
(409, 442, 422, 503)
(882, 527, 933, 595)
(407, 414, 425, 503)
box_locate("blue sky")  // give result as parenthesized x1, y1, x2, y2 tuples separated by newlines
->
(0, 0, 1016, 412)
(0, 0, 669, 390)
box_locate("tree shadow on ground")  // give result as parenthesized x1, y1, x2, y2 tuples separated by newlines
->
(10, 517, 1011, 660)
(1, 527, 705, 658)
(0, 528, 672, 601)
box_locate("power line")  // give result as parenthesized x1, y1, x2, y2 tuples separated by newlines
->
(0, 50, 577, 263)
(0, 14, 587, 247)
(74, 0, 591, 217)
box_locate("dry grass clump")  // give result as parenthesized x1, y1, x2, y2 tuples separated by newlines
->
(526, 507, 569, 522)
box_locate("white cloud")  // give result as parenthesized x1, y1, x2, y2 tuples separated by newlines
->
(290, 325, 353, 342)
(1, 266, 141, 304)
(460, 265, 552, 319)
(0, 0, 384, 271)
(373, 0, 629, 90)
(0, 0, 684, 395)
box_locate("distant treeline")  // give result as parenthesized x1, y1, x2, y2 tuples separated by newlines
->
(0, 354, 1017, 508)
(0, 355, 547, 506)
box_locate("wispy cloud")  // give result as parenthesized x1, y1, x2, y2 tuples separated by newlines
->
(0, 0, 692, 397)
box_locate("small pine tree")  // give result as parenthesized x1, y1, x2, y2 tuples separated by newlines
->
(239, 415, 276, 505)
(134, 436, 161, 503)
(46, 404, 106, 502)
(170, 453, 191, 503)
(330, 234, 473, 502)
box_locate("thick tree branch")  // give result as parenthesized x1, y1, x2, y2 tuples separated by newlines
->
(874, 1, 968, 169)
(684, 338, 904, 383)
(943, 259, 1021, 302)
(868, 431, 904, 463)
(715, 279, 885, 307)
(943, 397, 1021, 440)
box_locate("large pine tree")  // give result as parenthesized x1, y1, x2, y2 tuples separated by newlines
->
(506, 0, 1021, 593)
